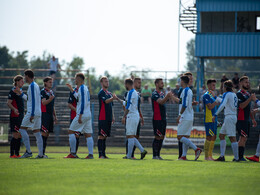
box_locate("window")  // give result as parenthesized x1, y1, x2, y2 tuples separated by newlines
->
(256, 16, 260, 31)
(237, 12, 260, 32)
(201, 12, 235, 33)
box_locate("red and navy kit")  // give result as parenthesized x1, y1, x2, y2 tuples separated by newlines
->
(152, 90, 167, 136)
(8, 87, 25, 132)
(68, 88, 78, 123)
(41, 88, 55, 133)
(98, 89, 113, 137)
(236, 90, 251, 137)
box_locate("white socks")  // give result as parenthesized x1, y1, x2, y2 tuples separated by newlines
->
(34, 132, 43, 156)
(231, 142, 239, 160)
(182, 142, 189, 157)
(19, 129, 31, 153)
(180, 137, 197, 151)
(134, 138, 144, 153)
(69, 134, 76, 154)
(86, 137, 94, 155)
(127, 138, 135, 158)
(220, 140, 226, 157)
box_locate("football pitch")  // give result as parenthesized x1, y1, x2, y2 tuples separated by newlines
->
(0, 147, 259, 195)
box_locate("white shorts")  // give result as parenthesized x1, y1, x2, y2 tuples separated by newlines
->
(220, 115, 237, 137)
(126, 115, 140, 136)
(69, 115, 93, 134)
(177, 120, 193, 136)
(21, 113, 41, 130)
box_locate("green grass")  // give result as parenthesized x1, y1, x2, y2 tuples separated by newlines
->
(0, 147, 259, 195)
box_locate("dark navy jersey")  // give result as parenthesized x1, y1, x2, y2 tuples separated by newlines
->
(8, 87, 25, 118)
(151, 90, 166, 121)
(237, 90, 251, 121)
(98, 89, 113, 121)
(125, 90, 141, 112)
(68, 87, 78, 120)
(41, 88, 55, 114)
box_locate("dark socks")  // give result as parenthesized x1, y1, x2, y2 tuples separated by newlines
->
(76, 137, 79, 152)
(132, 146, 136, 157)
(10, 137, 15, 156)
(158, 139, 163, 157)
(102, 139, 106, 156)
(126, 139, 128, 155)
(42, 136, 48, 155)
(14, 138, 21, 156)
(239, 146, 245, 159)
(152, 138, 160, 157)
(98, 139, 103, 157)
(178, 141, 183, 158)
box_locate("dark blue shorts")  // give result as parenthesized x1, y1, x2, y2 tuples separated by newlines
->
(205, 122, 217, 136)
(50, 70, 56, 75)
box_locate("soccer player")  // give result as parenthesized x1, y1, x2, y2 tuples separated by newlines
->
(213, 80, 239, 162)
(236, 76, 257, 161)
(40, 77, 58, 158)
(97, 76, 117, 159)
(246, 94, 260, 162)
(177, 75, 202, 161)
(68, 86, 81, 154)
(123, 77, 144, 159)
(151, 78, 173, 160)
(172, 72, 197, 159)
(119, 78, 147, 159)
(19, 69, 44, 158)
(65, 73, 94, 159)
(203, 79, 222, 160)
(7, 75, 26, 158)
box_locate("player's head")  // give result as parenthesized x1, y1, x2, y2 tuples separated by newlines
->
(180, 75, 189, 87)
(154, 78, 164, 90)
(223, 80, 233, 92)
(43, 77, 53, 89)
(184, 72, 193, 85)
(134, 77, 141, 90)
(207, 79, 216, 91)
(239, 76, 250, 90)
(100, 76, 109, 89)
(75, 73, 85, 85)
(52, 56, 56, 60)
(24, 69, 34, 83)
(124, 78, 133, 90)
(13, 75, 24, 88)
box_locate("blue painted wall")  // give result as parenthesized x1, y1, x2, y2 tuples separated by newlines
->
(197, 0, 260, 12)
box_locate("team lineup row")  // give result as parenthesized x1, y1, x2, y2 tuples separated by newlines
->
(7, 69, 260, 162)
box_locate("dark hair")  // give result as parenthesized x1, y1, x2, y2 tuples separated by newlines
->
(207, 79, 216, 85)
(125, 78, 133, 85)
(184, 72, 192, 76)
(100, 76, 108, 83)
(224, 80, 233, 91)
(43, 77, 52, 87)
(239, 76, 249, 83)
(134, 77, 141, 82)
(181, 75, 189, 84)
(13, 75, 23, 86)
(76, 73, 85, 80)
(154, 78, 163, 85)
(24, 69, 34, 79)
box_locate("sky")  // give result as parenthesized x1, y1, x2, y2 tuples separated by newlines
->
(0, 0, 194, 77)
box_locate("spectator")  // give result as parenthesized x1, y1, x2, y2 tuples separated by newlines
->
(220, 74, 229, 94)
(232, 73, 240, 90)
(165, 85, 171, 95)
(47, 56, 61, 90)
(141, 84, 152, 104)
(172, 83, 180, 96)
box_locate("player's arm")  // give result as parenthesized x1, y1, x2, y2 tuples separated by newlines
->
(42, 95, 55, 105)
(68, 103, 76, 111)
(139, 109, 144, 125)
(171, 95, 180, 103)
(250, 111, 257, 127)
(53, 107, 58, 123)
(157, 92, 172, 105)
(212, 94, 228, 122)
(105, 93, 117, 104)
(238, 93, 253, 109)
(30, 85, 35, 122)
(47, 62, 50, 69)
(7, 99, 19, 115)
